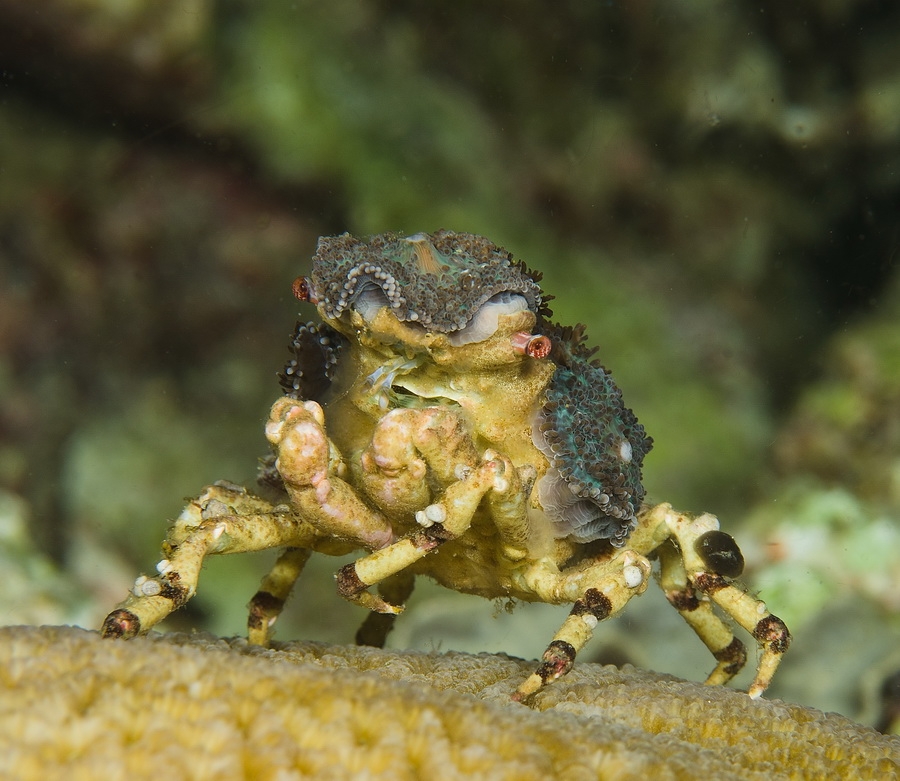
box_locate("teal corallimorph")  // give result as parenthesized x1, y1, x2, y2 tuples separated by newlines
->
(535, 323, 653, 544)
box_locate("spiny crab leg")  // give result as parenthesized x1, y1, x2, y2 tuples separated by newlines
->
(656, 541, 748, 688)
(509, 503, 790, 703)
(247, 546, 313, 646)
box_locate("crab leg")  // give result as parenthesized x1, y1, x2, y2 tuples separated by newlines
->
(512, 549, 652, 701)
(266, 397, 395, 550)
(247, 546, 312, 646)
(354, 571, 416, 648)
(336, 451, 515, 612)
(656, 540, 747, 686)
(102, 483, 331, 639)
(655, 503, 791, 699)
(695, 578, 790, 698)
(239, 397, 397, 645)
(247, 404, 491, 643)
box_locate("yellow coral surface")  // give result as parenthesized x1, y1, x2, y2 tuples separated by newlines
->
(1, 626, 897, 780)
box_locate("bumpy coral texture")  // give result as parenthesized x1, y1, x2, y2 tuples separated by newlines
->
(2, 626, 896, 781)
(311, 229, 544, 331)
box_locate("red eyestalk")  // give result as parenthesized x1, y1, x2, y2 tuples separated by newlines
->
(292, 276, 318, 304)
(511, 332, 551, 359)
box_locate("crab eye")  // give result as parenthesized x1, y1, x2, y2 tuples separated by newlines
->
(292, 276, 316, 303)
(695, 530, 744, 578)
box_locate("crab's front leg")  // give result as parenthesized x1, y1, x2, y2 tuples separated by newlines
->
(511, 549, 653, 702)
(359, 406, 480, 516)
(267, 397, 395, 550)
(652, 503, 791, 698)
(337, 449, 517, 613)
(245, 397, 398, 646)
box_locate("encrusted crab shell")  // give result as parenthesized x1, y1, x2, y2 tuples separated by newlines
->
(308, 229, 545, 335)
(277, 230, 652, 546)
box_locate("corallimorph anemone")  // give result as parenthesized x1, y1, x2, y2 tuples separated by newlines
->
(310, 229, 545, 332)
(533, 324, 653, 544)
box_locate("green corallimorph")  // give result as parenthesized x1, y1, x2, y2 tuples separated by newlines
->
(1, 626, 896, 780)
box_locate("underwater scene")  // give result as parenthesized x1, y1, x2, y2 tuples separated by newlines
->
(1, 2, 899, 777)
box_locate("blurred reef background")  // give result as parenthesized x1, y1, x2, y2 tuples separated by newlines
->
(1, 0, 899, 730)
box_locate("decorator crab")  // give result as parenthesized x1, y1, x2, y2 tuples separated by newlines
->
(102, 230, 790, 701)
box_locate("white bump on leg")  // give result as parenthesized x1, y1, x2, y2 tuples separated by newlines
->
(156, 559, 171, 574)
(140, 579, 162, 596)
(623, 564, 644, 589)
(415, 510, 433, 527)
(425, 504, 446, 524)
(581, 614, 599, 629)
(416, 503, 446, 527)
(454, 464, 471, 480)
